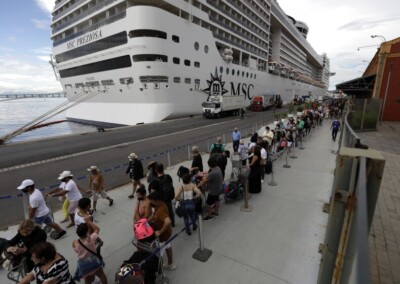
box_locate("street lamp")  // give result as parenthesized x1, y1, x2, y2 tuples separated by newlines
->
(371, 35, 386, 42)
(357, 45, 379, 51)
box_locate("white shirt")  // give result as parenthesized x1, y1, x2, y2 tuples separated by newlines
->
(29, 189, 50, 218)
(260, 148, 267, 160)
(74, 211, 85, 227)
(60, 179, 82, 202)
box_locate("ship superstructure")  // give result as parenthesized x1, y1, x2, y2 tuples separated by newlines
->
(51, 0, 331, 126)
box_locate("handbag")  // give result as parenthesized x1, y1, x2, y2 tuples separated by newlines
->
(175, 201, 183, 218)
(78, 239, 103, 262)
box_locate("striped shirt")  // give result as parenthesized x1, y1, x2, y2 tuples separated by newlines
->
(32, 254, 74, 284)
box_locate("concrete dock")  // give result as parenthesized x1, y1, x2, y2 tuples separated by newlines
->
(0, 121, 337, 284)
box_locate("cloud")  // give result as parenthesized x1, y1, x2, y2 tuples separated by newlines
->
(31, 18, 50, 30)
(6, 36, 17, 42)
(34, 0, 55, 15)
(36, 56, 51, 62)
(338, 15, 400, 31)
(32, 47, 52, 55)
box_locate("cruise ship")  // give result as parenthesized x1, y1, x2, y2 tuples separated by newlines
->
(50, 0, 331, 126)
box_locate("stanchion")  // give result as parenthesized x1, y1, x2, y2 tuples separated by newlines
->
(22, 194, 29, 220)
(207, 141, 210, 153)
(240, 172, 253, 212)
(187, 145, 191, 161)
(166, 151, 173, 169)
(192, 215, 212, 262)
(299, 136, 305, 150)
(283, 148, 291, 168)
(223, 133, 226, 144)
(268, 164, 278, 186)
(290, 144, 298, 159)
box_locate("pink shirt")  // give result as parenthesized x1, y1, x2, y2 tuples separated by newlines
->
(74, 233, 98, 259)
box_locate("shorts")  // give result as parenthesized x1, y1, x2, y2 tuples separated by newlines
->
(158, 241, 171, 257)
(68, 200, 79, 214)
(34, 213, 53, 225)
(92, 191, 109, 201)
(206, 194, 220, 206)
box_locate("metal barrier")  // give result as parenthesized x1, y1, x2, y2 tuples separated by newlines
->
(317, 111, 385, 284)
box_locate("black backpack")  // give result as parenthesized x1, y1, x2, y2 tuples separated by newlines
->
(211, 143, 222, 154)
(158, 174, 175, 201)
(177, 166, 190, 181)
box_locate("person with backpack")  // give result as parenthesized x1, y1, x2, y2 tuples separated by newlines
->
(209, 137, 225, 156)
(155, 163, 176, 227)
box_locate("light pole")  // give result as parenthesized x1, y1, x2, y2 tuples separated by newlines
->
(371, 35, 386, 42)
(357, 45, 379, 51)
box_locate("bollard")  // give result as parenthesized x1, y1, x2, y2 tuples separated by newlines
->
(268, 164, 278, 186)
(240, 173, 253, 212)
(283, 148, 291, 168)
(188, 145, 191, 161)
(166, 151, 173, 169)
(192, 215, 212, 262)
(299, 136, 305, 150)
(290, 143, 298, 159)
(22, 194, 29, 220)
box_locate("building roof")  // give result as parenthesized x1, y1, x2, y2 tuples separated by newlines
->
(336, 74, 376, 98)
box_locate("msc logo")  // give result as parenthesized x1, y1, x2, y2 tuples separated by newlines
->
(203, 68, 228, 98)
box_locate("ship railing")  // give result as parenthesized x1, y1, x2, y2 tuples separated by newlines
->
(317, 110, 385, 283)
(52, 0, 118, 34)
(53, 0, 70, 13)
(213, 33, 265, 60)
(53, 0, 87, 23)
(53, 10, 126, 47)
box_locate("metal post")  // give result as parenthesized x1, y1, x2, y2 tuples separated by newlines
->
(188, 145, 191, 161)
(22, 194, 29, 220)
(167, 151, 172, 168)
(299, 134, 304, 150)
(192, 215, 212, 262)
(283, 148, 291, 168)
(223, 133, 226, 144)
(268, 162, 278, 186)
(240, 174, 253, 212)
(290, 143, 298, 159)
(207, 141, 210, 153)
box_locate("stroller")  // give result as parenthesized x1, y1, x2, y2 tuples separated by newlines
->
(225, 154, 246, 202)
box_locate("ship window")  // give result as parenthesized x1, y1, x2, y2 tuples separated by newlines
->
(173, 57, 180, 64)
(194, 61, 200, 68)
(132, 54, 168, 62)
(101, 79, 115, 86)
(184, 59, 191, 66)
(226, 68, 229, 75)
(172, 35, 179, 43)
(242, 71, 244, 77)
(65, 84, 73, 89)
(254, 74, 257, 79)
(128, 29, 167, 39)
(119, 77, 133, 84)
(250, 73, 253, 79)
(237, 70, 240, 76)
(59, 55, 132, 78)
(185, 78, 191, 84)
(173, 77, 181, 83)
(75, 83, 85, 88)
(194, 79, 200, 84)
(194, 42, 199, 50)
(139, 76, 168, 83)
(85, 81, 100, 87)
(220, 66, 223, 73)
(204, 45, 209, 53)
(246, 72, 249, 78)
(232, 69, 235, 75)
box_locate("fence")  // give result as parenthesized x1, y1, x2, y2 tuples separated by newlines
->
(0, 112, 276, 227)
(317, 111, 385, 283)
(349, 98, 381, 131)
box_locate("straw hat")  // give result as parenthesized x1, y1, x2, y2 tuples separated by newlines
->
(87, 166, 100, 172)
(128, 153, 137, 159)
(58, 171, 73, 180)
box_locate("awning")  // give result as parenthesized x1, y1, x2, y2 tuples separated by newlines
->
(336, 74, 376, 98)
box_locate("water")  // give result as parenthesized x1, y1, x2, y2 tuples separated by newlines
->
(0, 97, 96, 143)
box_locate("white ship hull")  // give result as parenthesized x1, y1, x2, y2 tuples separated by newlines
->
(54, 5, 327, 127)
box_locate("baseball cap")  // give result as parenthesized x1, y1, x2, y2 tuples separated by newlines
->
(17, 179, 34, 190)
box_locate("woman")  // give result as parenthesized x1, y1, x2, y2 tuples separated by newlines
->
(74, 198, 93, 229)
(18, 242, 74, 284)
(238, 139, 248, 166)
(133, 186, 152, 223)
(7, 219, 47, 272)
(248, 146, 262, 194)
(87, 166, 113, 211)
(190, 146, 203, 176)
(174, 174, 202, 235)
(126, 153, 144, 199)
(146, 161, 158, 185)
(72, 223, 107, 284)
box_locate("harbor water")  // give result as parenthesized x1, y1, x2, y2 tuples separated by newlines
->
(0, 97, 96, 143)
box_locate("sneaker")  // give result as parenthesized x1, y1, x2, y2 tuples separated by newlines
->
(128, 195, 134, 199)
(53, 230, 66, 240)
(163, 263, 177, 270)
(203, 216, 213, 221)
(109, 199, 114, 206)
(193, 225, 198, 231)
(186, 230, 191, 236)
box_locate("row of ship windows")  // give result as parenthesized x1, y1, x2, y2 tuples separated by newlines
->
(218, 66, 257, 79)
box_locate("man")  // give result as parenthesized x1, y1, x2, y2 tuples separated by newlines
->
(46, 171, 89, 228)
(209, 137, 225, 156)
(198, 157, 223, 220)
(155, 163, 175, 227)
(126, 153, 144, 199)
(331, 119, 341, 141)
(17, 179, 66, 240)
(147, 191, 176, 270)
(262, 126, 274, 153)
(232, 128, 241, 153)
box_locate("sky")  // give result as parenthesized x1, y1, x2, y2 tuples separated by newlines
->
(0, 0, 399, 93)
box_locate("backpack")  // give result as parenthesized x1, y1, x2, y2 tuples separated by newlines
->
(158, 174, 175, 201)
(177, 166, 190, 181)
(211, 143, 222, 154)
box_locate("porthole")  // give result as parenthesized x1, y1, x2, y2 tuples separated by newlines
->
(242, 71, 244, 77)
(194, 42, 199, 51)
(220, 66, 223, 73)
(254, 74, 257, 79)
(226, 68, 229, 75)
(204, 45, 209, 53)
(232, 69, 235, 75)
(250, 73, 253, 79)
(237, 70, 240, 76)
(246, 72, 249, 78)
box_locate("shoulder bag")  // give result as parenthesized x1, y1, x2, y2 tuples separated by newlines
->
(78, 239, 103, 262)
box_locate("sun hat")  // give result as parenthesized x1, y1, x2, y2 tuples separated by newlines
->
(58, 171, 73, 180)
(128, 153, 137, 159)
(147, 161, 156, 169)
(17, 179, 34, 190)
(87, 166, 99, 172)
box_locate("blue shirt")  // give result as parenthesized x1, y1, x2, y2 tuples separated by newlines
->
(232, 131, 241, 141)
(332, 121, 340, 130)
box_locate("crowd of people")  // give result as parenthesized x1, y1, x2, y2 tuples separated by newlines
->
(0, 100, 343, 283)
